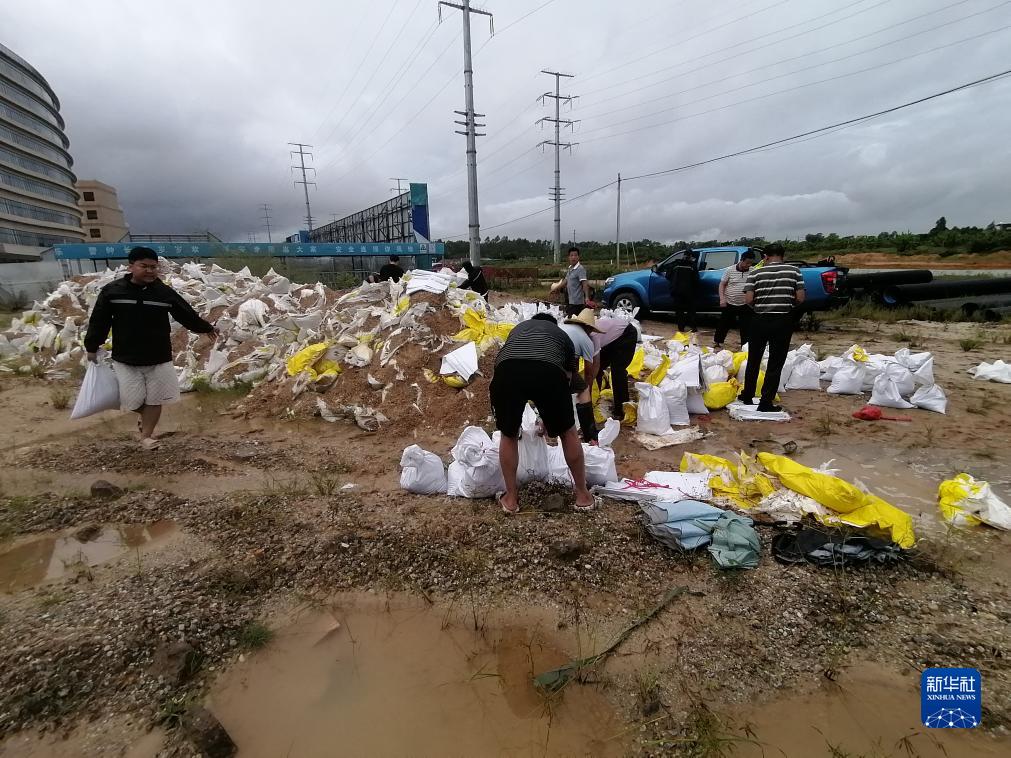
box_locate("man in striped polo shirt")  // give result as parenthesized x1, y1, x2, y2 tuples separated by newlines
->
(739, 244, 805, 412)
(714, 249, 756, 349)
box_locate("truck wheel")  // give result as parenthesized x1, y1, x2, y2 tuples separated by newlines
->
(612, 290, 643, 312)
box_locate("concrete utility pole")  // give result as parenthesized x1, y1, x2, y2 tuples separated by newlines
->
(389, 177, 409, 195)
(439, 0, 493, 266)
(260, 203, 273, 243)
(289, 142, 316, 232)
(538, 70, 577, 265)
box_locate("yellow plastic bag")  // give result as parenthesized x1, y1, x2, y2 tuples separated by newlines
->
(671, 331, 693, 345)
(394, 296, 410, 315)
(938, 474, 984, 527)
(758, 453, 915, 548)
(731, 351, 748, 376)
(646, 355, 671, 386)
(625, 348, 645, 377)
(622, 401, 637, 425)
(680, 452, 774, 510)
(703, 379, 741, 410)
(454, 308, 514, 351)
(286, 342, 331, 379)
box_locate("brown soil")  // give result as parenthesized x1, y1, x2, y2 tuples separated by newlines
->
(837, 249, 1011, 269)
(1, 313, 1010, 756)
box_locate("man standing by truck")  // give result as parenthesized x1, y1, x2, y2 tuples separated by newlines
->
(668, 251, 699, 332)
(714, 250, 756, 349)
(739, 244, 804, 413)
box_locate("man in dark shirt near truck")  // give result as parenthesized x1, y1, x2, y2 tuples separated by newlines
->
(739, 244, 805, 413)
(84, 247, 216, 449)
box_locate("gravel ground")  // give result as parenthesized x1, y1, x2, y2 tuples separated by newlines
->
(2, 483, 1009, 754)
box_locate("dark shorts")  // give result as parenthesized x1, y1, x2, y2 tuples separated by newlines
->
(564, 303, 585, 317)
(490, 359, 575, 438)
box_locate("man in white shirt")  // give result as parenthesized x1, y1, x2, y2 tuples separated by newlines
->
(715, 250, 756, 349)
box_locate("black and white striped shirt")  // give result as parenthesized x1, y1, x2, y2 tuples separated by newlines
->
(495, 318, 578, 373)
(743, 263, 804, 315)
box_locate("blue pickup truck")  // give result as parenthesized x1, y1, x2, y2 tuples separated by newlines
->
(601, 246, 848, 315)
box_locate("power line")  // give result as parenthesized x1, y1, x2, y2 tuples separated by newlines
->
(319, 0, 428, 150)
(579, 0, 793, 85)
(390, 177, 410, 194)
(309, 2, 400, 142)
(578, 0, 1005, 123)
(440, 68, 1011, 237)
(580, 0, 891, 99)
(577, 23, 1011, 143)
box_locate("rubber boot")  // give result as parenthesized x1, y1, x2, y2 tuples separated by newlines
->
(576, 402, 598, 444)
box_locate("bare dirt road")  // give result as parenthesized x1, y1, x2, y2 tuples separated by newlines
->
(1, 312, 1010, 757)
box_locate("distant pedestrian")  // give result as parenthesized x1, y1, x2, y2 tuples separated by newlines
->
(490, 316, 596, 514)
(550, 246, 590, 316)
(739, 243, 805, 412)
(83, 247, 217, 449)
(377, 255, 405, 282)
(714, 250, 756, 349)
(459, 261, 489, 297)
(668, 251, 699, 331)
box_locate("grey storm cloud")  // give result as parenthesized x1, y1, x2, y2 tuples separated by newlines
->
(3, 0, 1010, 244)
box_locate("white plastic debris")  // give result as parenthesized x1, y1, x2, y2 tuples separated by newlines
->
(970, 360, 1011, 383)
(440, 341, 479, 381)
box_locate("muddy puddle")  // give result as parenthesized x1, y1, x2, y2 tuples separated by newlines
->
(207, 596, 626, 757)
(0, 521, 177, 593)
(735, 664, 1010, 757)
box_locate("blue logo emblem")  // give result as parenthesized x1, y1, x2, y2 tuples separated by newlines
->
(921, 668, 981, 728)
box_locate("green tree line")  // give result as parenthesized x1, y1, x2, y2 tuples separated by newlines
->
(438, 217, 1011, 262)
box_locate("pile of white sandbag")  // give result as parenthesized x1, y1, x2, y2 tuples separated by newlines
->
(402, 406, 622, 498)
(821, 345, 946, 413)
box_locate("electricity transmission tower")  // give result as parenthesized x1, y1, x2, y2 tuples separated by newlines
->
(439, 0, 493, 266)
(538, 70, 577, 264)
(289, 142, 316, 232)
(260, 203, 273, 243)
(389, 177, 409, 194)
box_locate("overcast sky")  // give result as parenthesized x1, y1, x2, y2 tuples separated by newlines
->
(4, 0, 1010, 245)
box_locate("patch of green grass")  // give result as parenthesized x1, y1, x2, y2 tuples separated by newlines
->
(49, 386, 72, 410)
(825, 300, 999, 324)
(308, 470, 342, 496)
(814, 413, 835, 437)
(191, 377, 253, 397)
(892, 330, 916, 343)
(959, 338, 982, 352)
(238, 620, 274, 650)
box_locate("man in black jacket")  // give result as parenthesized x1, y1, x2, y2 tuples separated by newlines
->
(668, 251, 699, 332)
(84, 247, 216, 449)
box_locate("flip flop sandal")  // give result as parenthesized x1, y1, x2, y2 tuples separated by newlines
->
(573, 495, 601, 512)
(495, 491, 519, 515)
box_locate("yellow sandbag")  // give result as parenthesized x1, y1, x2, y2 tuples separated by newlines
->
(731, 351, 748, 376)
(626, 348, 645, 377)
(622, 401, 637, 425)
(758, 453, 915, 548)
(937, 474, 983, 527)
(442, 374, 469, 389)
(394, 296, 410, 315)
(703, 379, 741, 410)
(680, 452, 774, 510)
(286, 342, 331, 378)
(672, 331, 692, 345)
(646, 355, 671, 386)
(454, 308, 514, 351)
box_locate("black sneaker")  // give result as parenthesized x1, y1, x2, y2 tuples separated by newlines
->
(757, 403, 783, 413)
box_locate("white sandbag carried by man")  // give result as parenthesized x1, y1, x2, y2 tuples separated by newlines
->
(70, 354, 120, 420)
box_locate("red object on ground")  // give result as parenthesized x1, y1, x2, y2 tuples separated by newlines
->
(852, 405, 913, 422)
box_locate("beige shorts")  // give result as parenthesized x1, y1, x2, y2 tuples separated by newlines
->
(112, 361, 180, 411)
